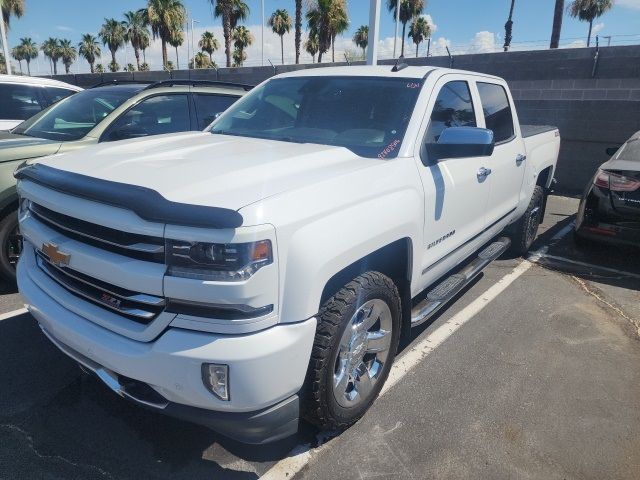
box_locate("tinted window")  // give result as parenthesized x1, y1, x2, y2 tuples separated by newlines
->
(106, 94, 191, 142)
(0, 83, 46, 120)
(211, 77, 422, 159)
(195, 94, 239, 130)
(477, 82, 514, 143)
(425, 81, 476, 144)
(45, 87, 78, 105)
(13, 88, 137, 141)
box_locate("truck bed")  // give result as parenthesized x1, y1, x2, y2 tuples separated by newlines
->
(521, 125, 558, 139)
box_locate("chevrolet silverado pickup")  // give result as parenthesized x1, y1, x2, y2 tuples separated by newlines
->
(16, 66, 560, 444)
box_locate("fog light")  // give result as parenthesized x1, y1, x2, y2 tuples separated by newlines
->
(202, 363, 229, 401)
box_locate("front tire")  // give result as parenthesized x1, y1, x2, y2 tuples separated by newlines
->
(302, 271, 401, 431)
(508, 186, 545, 256)
(0, 210, 21, 282)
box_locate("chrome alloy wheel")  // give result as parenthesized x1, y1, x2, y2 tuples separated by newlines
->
(526, 197, 544, 247)
(333, 299, 393, 408)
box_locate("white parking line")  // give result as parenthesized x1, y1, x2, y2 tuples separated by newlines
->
(260, 238, 563, 480)
(0, 307, 28, 321)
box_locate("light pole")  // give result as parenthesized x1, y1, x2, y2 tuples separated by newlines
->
(367, 0, 381, 65)
(191, 18, 199, 68)
(0, 9, 11, 74)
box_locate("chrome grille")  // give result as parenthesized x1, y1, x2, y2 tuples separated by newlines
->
(36, 251, 165, 324)
(29, 202, 165, 262)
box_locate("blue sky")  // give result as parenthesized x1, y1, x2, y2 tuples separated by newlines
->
(4, 0, 640, 73)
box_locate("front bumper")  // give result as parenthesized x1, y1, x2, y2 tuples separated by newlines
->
(19, 256, 317, 443)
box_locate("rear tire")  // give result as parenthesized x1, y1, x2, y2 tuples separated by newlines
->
(508, 186, 545, 256)
(0, 210, 20, 282)
(302, 271, 401, 431)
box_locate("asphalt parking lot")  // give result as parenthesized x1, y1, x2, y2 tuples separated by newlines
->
(1, 195, 639, 480)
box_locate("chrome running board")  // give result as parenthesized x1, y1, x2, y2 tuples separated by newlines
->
(411, 237, 511, 327)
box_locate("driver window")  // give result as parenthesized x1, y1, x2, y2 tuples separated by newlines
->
(424, 81, 476, 143)
(105, 94, 190, 142)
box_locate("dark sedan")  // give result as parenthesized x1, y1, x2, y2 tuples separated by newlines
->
(575, 131, 640, 248)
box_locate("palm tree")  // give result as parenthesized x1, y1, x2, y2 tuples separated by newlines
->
(386, 0, 424, 57)
(212, 0, 249, 68)
(306, 0, 349, 63)
(95, 63, 104, 73)
(353, 25, 368, 58)
(550, 0, 565, 48)
(268, 9, 292, 65)
(145, 0, 186, 70)
(99, 18, 126, 69)
(294, 0, 302, 64)
(568, 0, 613, 47)
(126, 63, 136, 72)
(503, 0, 516, 51)
(169, 29, 184, 69)
(329, 0, 348, 62)
(231, 25, 252, 67)
(11, 45, 24, 74)
(408, 17, 430, 57)
(41, 37, 60, 74)
(18, 37, 37, 75)
(305, 32, 319, 63)
(124, 10, 149, 70)
(58, 39, 77, 74)
(2, 0, 25, 30)
(78, 34, 101, 74)
(198, 31, 219, 66)
(190, 51, 211, 69)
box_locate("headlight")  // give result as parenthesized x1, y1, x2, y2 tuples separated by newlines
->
(166, 239, 273, 281)
(18, 197, 31, 221)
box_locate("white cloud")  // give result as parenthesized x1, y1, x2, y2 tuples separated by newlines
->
(617, 0, 640, 9)
(468, 31, 497, 53)
(592, 22, 605, 35)
(561, 39, 587, 49)
(56, 25, 74, 32)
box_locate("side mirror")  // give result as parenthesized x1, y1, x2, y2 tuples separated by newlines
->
(425, 127, 495, 163)
(606, 146, 621, 156)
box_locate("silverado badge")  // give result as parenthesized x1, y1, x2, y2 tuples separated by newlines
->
(42, 242, 70, 267)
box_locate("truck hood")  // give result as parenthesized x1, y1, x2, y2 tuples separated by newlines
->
(0, 131, 62, 162)
(35, 132, 378, 210)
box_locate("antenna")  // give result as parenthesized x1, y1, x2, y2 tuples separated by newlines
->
(446, 46, 454, 68)
(391, 55, 408, 72)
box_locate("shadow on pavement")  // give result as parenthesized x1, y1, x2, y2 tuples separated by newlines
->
(0, 313, 316, 479)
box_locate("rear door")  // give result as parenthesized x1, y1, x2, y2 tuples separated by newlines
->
(474, 81, 526, 228)
(415, 76, 490, 276)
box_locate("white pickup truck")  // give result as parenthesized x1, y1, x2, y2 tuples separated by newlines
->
(16, 66, 559, 444)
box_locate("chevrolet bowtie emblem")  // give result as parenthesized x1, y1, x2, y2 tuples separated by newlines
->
(42, 242, 70, 267)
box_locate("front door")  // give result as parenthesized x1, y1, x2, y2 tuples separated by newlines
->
(415, 76, 491, 280)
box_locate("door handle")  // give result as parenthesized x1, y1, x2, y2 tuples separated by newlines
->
(477, 167, 492, 179)
(516, 154, 527, 164)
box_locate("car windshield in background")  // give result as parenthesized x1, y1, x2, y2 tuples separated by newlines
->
(12, 87, 141, 141)
(210, 76, 422, 158)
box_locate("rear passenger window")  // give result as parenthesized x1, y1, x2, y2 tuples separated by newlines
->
(425, 81, 476, 144)
(477, 83, 514, 143)
(194, 94, 239, 130)
(0, 83, 46, 120)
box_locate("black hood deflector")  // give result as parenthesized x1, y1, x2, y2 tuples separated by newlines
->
(15, 163, 244, 229)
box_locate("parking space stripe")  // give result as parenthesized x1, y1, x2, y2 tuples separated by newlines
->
(0, 307, 28, 321)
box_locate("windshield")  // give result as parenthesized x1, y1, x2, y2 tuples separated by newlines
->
(209, 76, 422, 159)
(12, 88, 139, 141)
